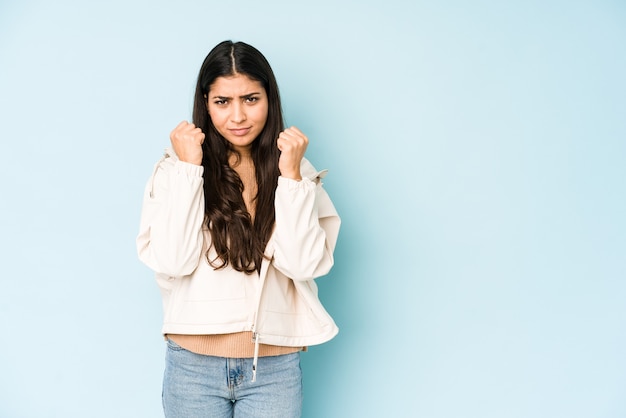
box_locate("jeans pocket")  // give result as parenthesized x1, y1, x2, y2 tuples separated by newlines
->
(166, 337, 185, 352)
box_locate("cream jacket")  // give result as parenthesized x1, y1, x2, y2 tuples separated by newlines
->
(137, 149, 340, 350)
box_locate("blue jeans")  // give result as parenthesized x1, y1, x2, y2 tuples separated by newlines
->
(162, 339, 302, 418)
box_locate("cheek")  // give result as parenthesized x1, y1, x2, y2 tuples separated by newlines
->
(257, 105, 269, 125)
(208, 108, 225, 125)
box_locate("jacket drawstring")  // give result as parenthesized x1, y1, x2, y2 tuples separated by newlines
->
(252, 332, 260, 382)
(250, 245, 272, 383)
(149, 152, 169, 198)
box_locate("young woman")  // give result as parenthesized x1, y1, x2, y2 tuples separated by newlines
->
(136, 40, 340, 418)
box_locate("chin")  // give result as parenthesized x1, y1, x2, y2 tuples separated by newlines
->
(227, 138, 255, 150)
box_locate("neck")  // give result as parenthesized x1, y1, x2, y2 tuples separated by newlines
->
(229, 149, 253, 167)
(229, 151, 257, 219)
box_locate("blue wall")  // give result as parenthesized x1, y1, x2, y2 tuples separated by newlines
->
(1, 1, 624, 417)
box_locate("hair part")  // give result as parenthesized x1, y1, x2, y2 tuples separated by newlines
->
(192, 40, 284, 274)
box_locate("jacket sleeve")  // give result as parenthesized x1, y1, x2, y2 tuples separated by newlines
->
(136, 152, 205, 277)
(271, 169, 341, 281)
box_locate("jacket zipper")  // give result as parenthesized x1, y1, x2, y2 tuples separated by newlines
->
(249, 242, 273, 382)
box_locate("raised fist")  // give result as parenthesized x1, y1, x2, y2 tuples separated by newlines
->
(277, 126, 308, 180)
(170, 121, 205, 166)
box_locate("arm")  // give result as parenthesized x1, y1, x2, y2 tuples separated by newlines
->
(271, 165, 341, 281)
(136, 153, 206, 277)
(136, 121, 207, 277)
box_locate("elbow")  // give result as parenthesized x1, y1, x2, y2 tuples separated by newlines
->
(137, 241, 201, 278)
(155, 249, 202, 277)
(274, 243, 335, 281)
(157, 259, 199, 278)
(293, 256, 335, 281)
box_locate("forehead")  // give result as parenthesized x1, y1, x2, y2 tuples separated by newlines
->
(209, 74, 265, 95)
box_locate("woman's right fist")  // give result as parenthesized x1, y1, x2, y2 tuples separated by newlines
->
(170, 121, 205, 165)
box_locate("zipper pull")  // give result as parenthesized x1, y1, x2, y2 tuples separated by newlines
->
(252, 333, 260, 383)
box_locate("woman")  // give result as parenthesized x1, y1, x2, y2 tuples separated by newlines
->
(137, 40, 340, 417)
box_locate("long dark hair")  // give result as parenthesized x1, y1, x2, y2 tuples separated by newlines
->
(192, 40, 283, 274)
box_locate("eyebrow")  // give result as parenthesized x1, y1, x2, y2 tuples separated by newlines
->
(211, 92, 262, 100)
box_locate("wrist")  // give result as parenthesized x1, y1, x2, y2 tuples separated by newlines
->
(178, 154, 202, 166)
(280, 171, 302, 181)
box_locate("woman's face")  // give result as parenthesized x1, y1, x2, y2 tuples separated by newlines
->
(207, 73, 269, 153)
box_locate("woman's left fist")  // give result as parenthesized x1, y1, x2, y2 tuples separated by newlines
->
(277, 126, 308, 180)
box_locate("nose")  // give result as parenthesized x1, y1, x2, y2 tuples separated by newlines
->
(230, 102, 247, 124)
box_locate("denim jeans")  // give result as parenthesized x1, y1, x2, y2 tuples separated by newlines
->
(162, 338, 302, 418)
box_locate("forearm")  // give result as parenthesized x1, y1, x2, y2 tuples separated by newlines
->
(272, 176, 340, 281)
(137, 158, 205, 277)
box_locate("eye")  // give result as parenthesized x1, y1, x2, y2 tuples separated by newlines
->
(245, 96, 259, 103)
(214, 99, 228, 105)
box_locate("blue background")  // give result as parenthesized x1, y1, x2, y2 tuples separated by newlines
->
(1, 0, 625, 417)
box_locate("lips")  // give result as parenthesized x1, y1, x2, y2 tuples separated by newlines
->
(228, 127, 251, 136)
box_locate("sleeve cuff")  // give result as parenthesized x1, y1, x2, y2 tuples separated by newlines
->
(277, 176, 315, 190)
(175, 160, 204, 177)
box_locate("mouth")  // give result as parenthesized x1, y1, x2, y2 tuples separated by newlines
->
(228, 127, 252, 137)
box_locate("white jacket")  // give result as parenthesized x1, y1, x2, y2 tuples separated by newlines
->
(137, 149, 340, 351)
